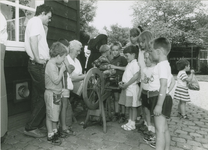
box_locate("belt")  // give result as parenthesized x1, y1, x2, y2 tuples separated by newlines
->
(29, 59, 46, 67)
(142, 89, 159, 98)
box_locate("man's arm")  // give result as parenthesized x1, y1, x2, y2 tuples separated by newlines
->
(30, 35, 46, 64)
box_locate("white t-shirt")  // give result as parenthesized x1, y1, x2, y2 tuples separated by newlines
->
(25, 17, 50, 61)
(141, 66, 155, 90)
(176, 70, 188, 87)
(122, 59, 140, 86)
(0, 12, 8, 45)
(148, 60, 172, 92)
(66, 55, 82, 77)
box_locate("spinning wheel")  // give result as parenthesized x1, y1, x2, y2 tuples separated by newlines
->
(82, 68, 112, 133)
(82, 68, 103, 110)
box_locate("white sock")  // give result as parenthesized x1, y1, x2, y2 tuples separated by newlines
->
(131, 121, 135, 126)
(53, 128, 58, 133)
(48, 132, 54, 137)
(150, 126, 155, 133)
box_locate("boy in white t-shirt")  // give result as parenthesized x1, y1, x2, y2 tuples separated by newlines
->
(148, 37, 173, 150)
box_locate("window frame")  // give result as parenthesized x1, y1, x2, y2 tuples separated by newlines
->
(0, 0, 36, 51)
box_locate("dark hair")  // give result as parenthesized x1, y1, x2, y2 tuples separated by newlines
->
(130, 28, 140, 37)
(80, 31, 90, 45)
(138, 26, 143, 32)
(151, 37, 171, 55)
(110, 41, 122, 50)
(58, 38, 69, 47)
(123, 45, 139, 59)
(35, 4, 53, 16)
(50, 42, 67, 58)
(176, 59, 190, 71)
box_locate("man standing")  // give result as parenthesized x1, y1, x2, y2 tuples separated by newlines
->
(24, 4, 52, 138)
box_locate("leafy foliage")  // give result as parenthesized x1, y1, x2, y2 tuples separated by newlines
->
(104, 24, 130, 46)
(80, 0, 98, 36)
(132, 0, 208, 46)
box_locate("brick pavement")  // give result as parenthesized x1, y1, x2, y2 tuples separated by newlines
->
(1, 100, 208, 150)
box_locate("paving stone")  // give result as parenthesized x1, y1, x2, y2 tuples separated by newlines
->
(182, 127, 194, 132)
(191, 146, 208, 150)
(187, 140, 202, 147)
(195, 137, 208, 144)
(196, 130, 207, 135)
(200, 127, 208, 132)
(1, 143, 13, 150)
(170, 146, 184, 150)
(179, 133, 194, 140)
(189, 125, 200, 130)
(202, 144, 208, 149)
(175, 129, 188, 135)
(190, 132, 203, 138)
(172, 137, 186, 143)
(24, 145, 39, 150)
(176, 142, 192, 150)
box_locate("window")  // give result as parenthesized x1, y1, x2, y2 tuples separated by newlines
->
(0, 0, 44, 51)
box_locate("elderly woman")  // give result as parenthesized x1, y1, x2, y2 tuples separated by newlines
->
(66, 40, 86, 96)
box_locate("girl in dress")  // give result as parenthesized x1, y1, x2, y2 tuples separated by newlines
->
(174, 59, 194, 119)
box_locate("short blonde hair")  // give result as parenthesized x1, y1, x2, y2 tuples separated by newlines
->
(99, 44, 110, 54)
(69, 40, 82, 52)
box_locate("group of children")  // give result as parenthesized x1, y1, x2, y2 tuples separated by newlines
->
(44, 28, 195, 149)
(91, 28, 195, 150)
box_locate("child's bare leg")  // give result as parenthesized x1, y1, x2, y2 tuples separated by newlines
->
(60, 98, 68, 130)
(154, 115, 168, 150)
(144, 107, 151, 126)
(132, 107, 137, 121)
(52, 121, 58, 132)
(46, 116, 53, 133)
(165, 120, 170, 150)
(179, 101, 186, 115)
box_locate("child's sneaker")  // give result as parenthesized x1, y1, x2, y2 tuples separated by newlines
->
(149, 141, 156, 149)
(181, 114, 189, 119)
(47, 134, 62, 146)
(143, 134, 156, 143)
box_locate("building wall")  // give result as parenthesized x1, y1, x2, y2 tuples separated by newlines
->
(45, 0, 80, 47)
(5, 0, 80, 120)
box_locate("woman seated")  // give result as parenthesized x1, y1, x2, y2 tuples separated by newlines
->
(66, 40, 86, 96)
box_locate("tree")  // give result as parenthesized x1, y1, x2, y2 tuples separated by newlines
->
(80, 0, 98, 37)
(104, 24, 130, 46)
(131, 0, 208, 46)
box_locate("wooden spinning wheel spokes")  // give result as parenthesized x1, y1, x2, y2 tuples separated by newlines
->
(83, 68, 104, 110)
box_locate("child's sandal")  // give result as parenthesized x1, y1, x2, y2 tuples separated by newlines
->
(123, 124, 135, 131)
(181, 114, 189, 119)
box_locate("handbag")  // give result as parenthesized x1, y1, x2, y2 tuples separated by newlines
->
(188, 74, 200, 91)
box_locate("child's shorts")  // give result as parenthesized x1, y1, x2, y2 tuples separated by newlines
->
(141, 92, 151, 110)
(149, 94, 173, 119)
(44, 90, 62, 122)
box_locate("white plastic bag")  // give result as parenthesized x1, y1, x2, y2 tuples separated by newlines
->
(188, 74, 200, 91)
